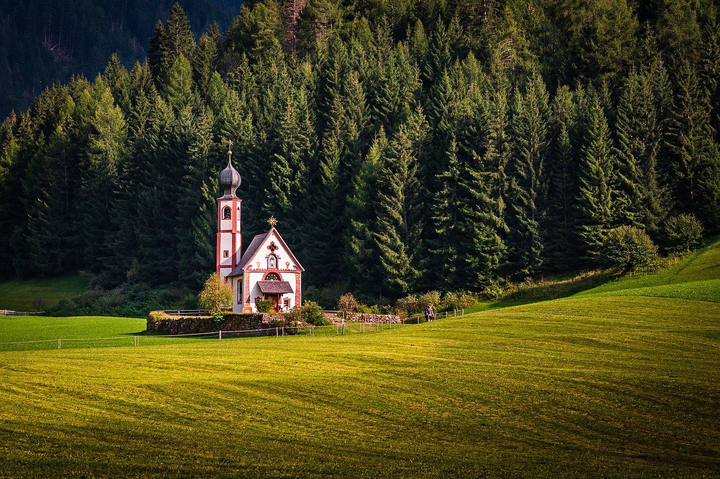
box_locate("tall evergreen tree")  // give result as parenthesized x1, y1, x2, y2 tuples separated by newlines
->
(544, 86, 581, 270)
(373, 122, 423, 296)
(79, 79, 127, 279)
(576, 95, 618, 261)
(430, 136, 463, 290)
(666, 57, 720, 223)
(176, 108, 217, 288)
(344, 129, 386, 295)
(506, 74, 549, 277)
(615, 68, 671, 234)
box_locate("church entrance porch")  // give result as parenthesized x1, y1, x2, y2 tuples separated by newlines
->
(257, 280, 294, 312)
(262, 294, 282, 312)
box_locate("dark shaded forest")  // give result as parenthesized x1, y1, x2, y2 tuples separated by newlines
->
(1, 0, 719, 303)
(0, 0, 241, 119)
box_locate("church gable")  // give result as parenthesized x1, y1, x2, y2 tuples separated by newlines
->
(228, 227, 303, 278)
(244, 228, 303, 274)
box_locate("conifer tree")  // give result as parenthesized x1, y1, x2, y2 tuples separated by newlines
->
(544, 86, 580, 270)
(456, 107, 507, 290)
(506, 74, 549, 277)
(430, 136, 463, 290)
(104, 54, 131, 113)
(79, 79, 127, 278)
(193, 26, 221, 102)
(164, 54, 198, 111)
(134, 97, 178, 284)
(666, 57, 720, 222)
(576, 95, 617, 261)
(176, 108, 216, 288)
(0, 113, 21, 275)
(700, 7, 720, 142)
(148, 3, 196, 86)
(374, 122, 422, 296)
(344, 128, 386, 295)
(615, 68, 671, 234)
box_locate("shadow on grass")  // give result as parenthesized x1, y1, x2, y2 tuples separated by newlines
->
(467, 271, 616, 314)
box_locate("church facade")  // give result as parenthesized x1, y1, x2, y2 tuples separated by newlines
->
(215, 146, 304, 313)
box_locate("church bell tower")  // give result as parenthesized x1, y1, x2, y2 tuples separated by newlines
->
(216, 141, 242, 282)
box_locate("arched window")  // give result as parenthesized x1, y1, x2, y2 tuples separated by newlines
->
(223, 207, 231, 220)
(268, 255, 277, 269)
(264, 272, 280, 281)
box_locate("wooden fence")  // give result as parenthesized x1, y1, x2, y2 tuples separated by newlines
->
(0, 310, 45, 316)
(161, 309, 209, 316)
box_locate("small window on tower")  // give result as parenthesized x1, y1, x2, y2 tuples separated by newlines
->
(223, 207, 231, 220)
(223, 250, 229, 258)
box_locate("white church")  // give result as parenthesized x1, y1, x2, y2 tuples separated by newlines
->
(215, 145, 304, 313)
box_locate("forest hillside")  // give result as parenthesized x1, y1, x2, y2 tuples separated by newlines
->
(0, 0, 242, 119)
(0, 0, 719, 304)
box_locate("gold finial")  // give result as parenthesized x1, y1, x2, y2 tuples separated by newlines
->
(227, 139, 233, 160)
(268, 216, 278, 227)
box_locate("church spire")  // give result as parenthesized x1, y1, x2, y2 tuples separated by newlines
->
(219, 139, 241, 198)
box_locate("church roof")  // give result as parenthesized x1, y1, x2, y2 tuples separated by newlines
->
(257, 281, 294, 294)
(228, 232, 268, 276)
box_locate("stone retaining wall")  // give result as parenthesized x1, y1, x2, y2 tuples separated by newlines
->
(147, 311, 277, 335)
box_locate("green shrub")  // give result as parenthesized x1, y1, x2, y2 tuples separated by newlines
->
(482, 281, 504, 300)
(283, 306, 302, 323)
(356, 303, 380, 314)
(300, 301, 328, 325)
(601, 226, 658, 272)
(198, 273, 232, 313)
(396, 295, 421, 316)
(442, 291, 476, 310)
(337, 293, 358, 318)
(418, 291, 441, 310)
(269, 317, 287, 327)
(664, 214, 704, 254)
(256, 299, 274, 313)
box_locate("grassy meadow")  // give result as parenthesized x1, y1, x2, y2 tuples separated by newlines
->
(0, 241, 719, 476)
(0, 275, 87, 311)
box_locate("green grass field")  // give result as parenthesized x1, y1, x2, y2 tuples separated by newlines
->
(0, 275, 87, 310)
(1, 242, 719, 476)
(576, 237, 720, 300)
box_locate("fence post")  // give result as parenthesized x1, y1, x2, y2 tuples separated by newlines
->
(58, 338, 61, 349)
(219, 330, 222, 341)
(462, 308, 464, 316)
(134, 336, 139, 347)
(342, 323, 345, 335)
(276, 327, 279, 337)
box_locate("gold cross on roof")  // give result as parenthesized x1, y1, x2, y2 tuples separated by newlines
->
(268, 216, 278, 227)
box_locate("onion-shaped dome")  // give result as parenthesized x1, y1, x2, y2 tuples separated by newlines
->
(219, 158, 241, 198)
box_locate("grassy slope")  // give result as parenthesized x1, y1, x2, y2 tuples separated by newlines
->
(0, 275, 87, 310)
(576, 237, 720, 301)
(1, 243, 719, 476)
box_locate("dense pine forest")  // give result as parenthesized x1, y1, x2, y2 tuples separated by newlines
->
(1, 0, 719, 306)
(0, 0, 241, 120)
